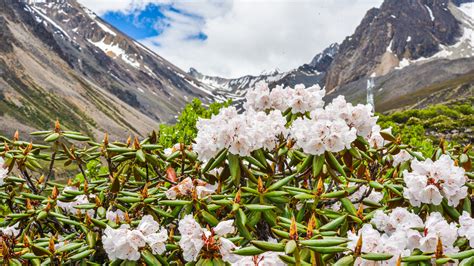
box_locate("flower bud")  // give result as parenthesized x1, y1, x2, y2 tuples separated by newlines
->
(289, 216, 298, 241)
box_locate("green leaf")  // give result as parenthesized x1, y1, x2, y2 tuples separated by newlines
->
(267, 174, 296, 191)
(244, 204, 276, 211)
(228, 153, 241, 186)
(285, 240, 297, 254)
(201, 210, 219, 226)
(361, 253, 394, 261)
(312, 155, 325, 177)
(136, 149, 146, 163)
(319, 215, 347, 231)
(447, 249, 474, 260)
(31, 245, 52, 257)
(251, 241, 285, 252)
(401, 255, 432, 262)
(233, 246, 264, 256)
(334, 255, 354, 266)
(307, 246, 349, 253)
(64, 133, 90, 141)
(44, 133, 60, 142)
(340, 198, 356, 216)
(158, 200, 191, 206)
(69, 249, 95, 261)
(299, 238, 349, 247)
(325, 151, 347, 178)
(141, 250, 161, 265)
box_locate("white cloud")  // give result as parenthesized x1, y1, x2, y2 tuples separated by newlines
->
(78, 0, 383, 78)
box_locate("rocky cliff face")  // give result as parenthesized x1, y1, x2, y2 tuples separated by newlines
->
(0, 0, 220, 139)
(325, 0, 463, 92)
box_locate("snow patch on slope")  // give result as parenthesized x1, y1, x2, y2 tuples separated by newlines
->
(424, 5, 435, 21)
(88, 38, 141, 69)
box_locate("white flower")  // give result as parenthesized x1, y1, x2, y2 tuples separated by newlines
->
(290, 117, 356, 155)
(102, 215, 167, 261)
(102, 224, 132, 260)
(403, 155, 467, 207)
(1, 223, 19, 237)
(178, 215, 238, 262)
(214, 220, 235, 236)
(420, 212, 458, 253)
(0, 157, 7, 186)
(244, 82, 324, 113)
(178, 214, 205, 262)
(324, 96, 378, 138)
(348, 224, 382, 254)
(106, 209, 125, 223)
(367, 125, 390, 148)
(220, 238, 240, 263)
(458, 211, 474, 248)
(194, 106, 287, 161)
(146, 228, 168, 255)
(234, 251, 286, 266)
(392, 150, 414, 166)
(137, 215, 160, 235)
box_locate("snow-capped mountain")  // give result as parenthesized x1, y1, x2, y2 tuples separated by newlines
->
(0, 0, 223, 138)
(192, 0, 473, 112)
(188, 44, 339, 105)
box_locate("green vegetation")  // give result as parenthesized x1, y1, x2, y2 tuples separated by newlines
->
(378, 97, 473, 156)
(158, 98, 231, 147)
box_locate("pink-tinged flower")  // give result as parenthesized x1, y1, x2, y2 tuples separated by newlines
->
(165, 177, 217, 200)
(102, 215, 167, 261)
(290, 117, 356, 155)
(403, 155, 467, 207)
(146, 228, 168, 255)
(178, 214, 237, 262)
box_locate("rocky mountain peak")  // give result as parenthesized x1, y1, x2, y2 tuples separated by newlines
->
(325, 0, 464, 91)
(308, 43, 339, 72)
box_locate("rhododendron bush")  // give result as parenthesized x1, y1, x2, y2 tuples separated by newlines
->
(0, 82, 473, 265)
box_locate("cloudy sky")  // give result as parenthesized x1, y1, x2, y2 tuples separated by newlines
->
(77, 0, 383, 78)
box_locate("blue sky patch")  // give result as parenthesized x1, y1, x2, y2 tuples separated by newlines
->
(102, 4, 165, 40)
(102, 3, 207, 42)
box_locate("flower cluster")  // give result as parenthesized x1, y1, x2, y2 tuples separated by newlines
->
(194, 106, 287, 161)
(290, 94, 380, 155)
(322, 96, 378, 138)
(178, 214, 239, 263)
(459, 212, 474, 248)
(102, 215, 167, 261)
(349, 208, 460, 265)
(403, 155, 467, 207)
(290, 117, 356, 155)
(245, 82, 325, 113)
(165, 177, 217, 199)
(0, 157, 7, 186)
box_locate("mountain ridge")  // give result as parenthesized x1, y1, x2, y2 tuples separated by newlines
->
(0, 0, 222, 139)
